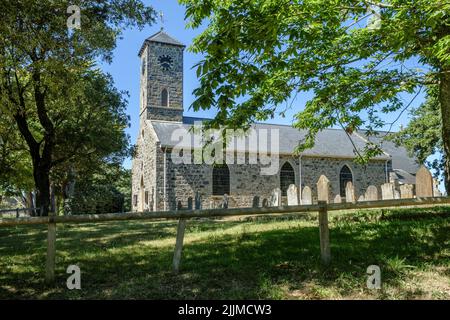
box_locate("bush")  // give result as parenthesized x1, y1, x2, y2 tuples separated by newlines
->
(65, 183, 124, 215)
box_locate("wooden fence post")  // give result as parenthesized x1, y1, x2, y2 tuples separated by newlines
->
(318, 201, 331, 265)
(45, 215, 56, 283)
(173, 218, 187, 273)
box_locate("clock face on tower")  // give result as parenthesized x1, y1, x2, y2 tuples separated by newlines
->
(158, 55, 173, 71)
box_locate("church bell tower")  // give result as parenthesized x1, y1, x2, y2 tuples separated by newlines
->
(138, 29, 185, 122)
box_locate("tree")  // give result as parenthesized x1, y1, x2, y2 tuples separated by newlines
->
(391, 85, 446, 183)
(0, 111, 34, 194)
(0, 105, 35, 211)
(113, 168, 132, 212)
(0, 0, 156, 215)
(63, 163, 132, 215)
(180, 0, 450, 192)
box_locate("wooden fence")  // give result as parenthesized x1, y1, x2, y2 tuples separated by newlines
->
(0, 207, 40, 218)
(1, 197, 449, 283)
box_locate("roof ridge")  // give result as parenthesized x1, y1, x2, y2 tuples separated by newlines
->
(182, 117, 395, 134)
(138, 29, 185, 56)
(147, 30, 185, 46)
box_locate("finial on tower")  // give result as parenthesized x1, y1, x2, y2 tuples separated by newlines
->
(159, 11, 164, 31)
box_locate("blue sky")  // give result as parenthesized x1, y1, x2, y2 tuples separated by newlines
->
(99, 0, 210, 169)
(98, 0, 435, 185)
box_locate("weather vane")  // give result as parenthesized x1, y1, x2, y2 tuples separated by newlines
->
(159, 11, 164, 30)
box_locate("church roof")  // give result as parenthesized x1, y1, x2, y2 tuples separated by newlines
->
(392, 169, 417, 185)
(148, 117, 420, 174)
(358, 131, 420, 175)
(138, 30, 185, 56)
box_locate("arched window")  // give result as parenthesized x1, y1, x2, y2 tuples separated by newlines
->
(212, 164, 230, 195)
(340, 165, 353, 197)
(161, 88, 168, 107)
(280, 162, 295, 196)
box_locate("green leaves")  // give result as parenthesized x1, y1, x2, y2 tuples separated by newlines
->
(390, 85, 444, 179)
(182, 0, 449, 167)
(0, 1, 155, 209)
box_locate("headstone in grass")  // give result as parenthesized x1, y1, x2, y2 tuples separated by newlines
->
(287, 184, 299, 206)
(394, 190, 401, 199)
(221, 194, 229, 209)
(252, 195, 260, 208)
(334, 194, 342, 204)
(389, 171, 400, 190)
(358, 195, 365, 202)
(415, 166, 433, 197)
(433, 179, 442, 197)
(270, 188, 282, 207)
(345, 181, 356, 203)
(187, 197, 193, 210)
(365, 185, 379, 201)
(381, 183, 395, 200)
(302, 186, 312, 205)
(195, 192, 202, 209)
(400, 184, 414, 199)
(317, 175, 331, 203)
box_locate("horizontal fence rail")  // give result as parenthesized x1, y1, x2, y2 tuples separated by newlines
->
(1, 197, 449, 227)
(1, 196, 449, 283)
(0, 207, 40, 213)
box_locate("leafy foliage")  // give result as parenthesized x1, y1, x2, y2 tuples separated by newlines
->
(391, 86, 446, 181)
(180, 0, 450, 190)
(63, 163, 132, 215)
(0, 0, 156, 214)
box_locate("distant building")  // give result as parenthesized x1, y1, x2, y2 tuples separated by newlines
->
(132, 30, 419, 211)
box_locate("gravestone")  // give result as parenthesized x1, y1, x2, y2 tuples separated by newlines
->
(345, 181, 356, 203)
(400, 184, 414, 199)
(415, 166, 433, 197)
(221, 194, 229, 209)
(389, 172, 400, 190)
(358, 195, 365, 202)
(317, 175, 331, 203)
(187, 197, 193, 210)
(365, 185, 379, 201)
(270, 188, 282, 207)
(381, 183, 395, 200)
(301, 186, 312, 205)
(287, 184, 299, 206)
(195, 192, 202, 210)
(262, 198, 269, 207)
(394, 190, 400, 199)
(433, 179, 442, 197)
(209, 200, 214, 209)
(252, 195, 260, 208)
(334, 194, 342, 204)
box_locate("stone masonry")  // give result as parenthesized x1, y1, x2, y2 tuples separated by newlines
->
(131, 30, 401, 212)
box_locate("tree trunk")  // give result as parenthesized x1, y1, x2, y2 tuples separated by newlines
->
(440, 67, 450, 194)
(34, 162, 51, 216)
(26, 192, 33, 216)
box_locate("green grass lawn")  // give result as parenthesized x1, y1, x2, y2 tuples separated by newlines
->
(0, 206, 449, 299)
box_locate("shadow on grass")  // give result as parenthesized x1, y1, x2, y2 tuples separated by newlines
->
(0, 209, 448, 299)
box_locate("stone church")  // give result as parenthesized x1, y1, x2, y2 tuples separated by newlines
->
(131, 30, 419, 212)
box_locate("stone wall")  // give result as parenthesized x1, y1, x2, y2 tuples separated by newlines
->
(133, 37, 185, 211)
(144, 41, 184, 122)
(146, 106, 183, 122)
(131, 121, 159, 212)
(300, 157, 387, 203)
(154, 149, 390, 210)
